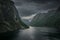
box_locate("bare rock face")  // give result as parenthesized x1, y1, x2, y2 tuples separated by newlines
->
(0, 0, 29, 33)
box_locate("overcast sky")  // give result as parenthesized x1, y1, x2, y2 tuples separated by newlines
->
(12, 0, 60, 23)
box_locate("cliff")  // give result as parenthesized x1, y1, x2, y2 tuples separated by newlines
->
(0, 0, 29, 33)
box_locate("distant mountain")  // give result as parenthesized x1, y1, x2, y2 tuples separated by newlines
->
(30, 7, 60, 27)
(21, 19, 30, 25)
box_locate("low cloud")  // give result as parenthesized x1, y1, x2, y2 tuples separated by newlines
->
(12, 0, 60, 23)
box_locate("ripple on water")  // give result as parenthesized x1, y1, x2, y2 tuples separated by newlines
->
(14, 26, 58, 40)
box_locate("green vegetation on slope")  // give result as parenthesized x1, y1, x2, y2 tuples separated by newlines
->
(30, 7, 60, 28)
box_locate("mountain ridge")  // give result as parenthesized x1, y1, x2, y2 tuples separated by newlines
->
(30, 7, 60, 27)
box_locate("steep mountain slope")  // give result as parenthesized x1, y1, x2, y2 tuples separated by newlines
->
(30, 7, 60, 27)
(0, 0, 29, 33)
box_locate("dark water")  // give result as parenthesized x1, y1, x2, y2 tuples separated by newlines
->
(0, 26, 60, 40)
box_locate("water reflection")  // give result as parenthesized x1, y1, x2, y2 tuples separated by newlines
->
(0, 26, 60, 40)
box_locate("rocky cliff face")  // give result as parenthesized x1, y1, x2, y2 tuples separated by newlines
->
(0, 0, 29, 33)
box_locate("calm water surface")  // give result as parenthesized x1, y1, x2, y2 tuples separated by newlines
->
(0, 26, 60, 40)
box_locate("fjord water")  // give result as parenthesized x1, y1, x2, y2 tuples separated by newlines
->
(0, 26, 60, 40)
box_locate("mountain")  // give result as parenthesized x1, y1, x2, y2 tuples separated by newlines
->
(0, 0, 29, 33)
(30, 7, 60, 28)
(21, 19, 30, 25)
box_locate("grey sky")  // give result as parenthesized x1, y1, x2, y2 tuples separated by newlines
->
(12, 0, 60, 17)
(12, 0, 60, 23)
